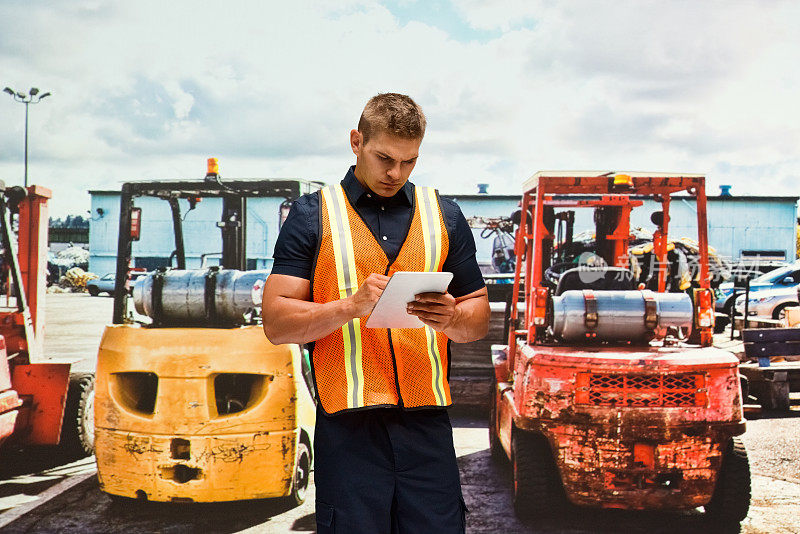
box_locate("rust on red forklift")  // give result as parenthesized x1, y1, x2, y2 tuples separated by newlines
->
(493, 172, 748, 516)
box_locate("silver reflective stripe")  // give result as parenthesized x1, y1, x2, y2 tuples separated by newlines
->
(326, 186, 355, 297)
(427, 325, 445, 405)
(323, 185, 361, 408)
(418, 186, 446, 405)
(420, 188, 440, 272)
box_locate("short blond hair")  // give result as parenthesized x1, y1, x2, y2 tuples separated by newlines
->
(358, 93, 426, 144)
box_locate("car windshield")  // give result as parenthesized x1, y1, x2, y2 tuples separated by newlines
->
(752, 265, 795, 283)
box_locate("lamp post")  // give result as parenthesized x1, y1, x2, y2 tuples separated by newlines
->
(3, 86, 51, 187)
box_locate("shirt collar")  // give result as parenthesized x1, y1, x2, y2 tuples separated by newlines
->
(341, 166, 413, 207)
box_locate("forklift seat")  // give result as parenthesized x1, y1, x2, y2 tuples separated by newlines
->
(555, 267, 636, 296)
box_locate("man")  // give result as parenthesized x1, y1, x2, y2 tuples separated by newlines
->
(262, 93, 490, 533)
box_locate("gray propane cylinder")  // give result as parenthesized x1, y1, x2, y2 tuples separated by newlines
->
(133, 269, 270, 325)
(550, 290, 693, 342)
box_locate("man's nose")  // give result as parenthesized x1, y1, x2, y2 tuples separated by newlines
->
(386, 162, 401, 180)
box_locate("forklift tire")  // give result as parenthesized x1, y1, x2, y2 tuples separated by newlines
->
(713, 316, 729, 334)
(59, 373, 95, 459)
(704, 437, 751, 525)
(512, 430, 565, 519)
(489, 379, 504, 461)
(283, 441, 311, 507)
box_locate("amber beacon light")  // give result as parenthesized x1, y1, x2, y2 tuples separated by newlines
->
(612, 173, 634, 191)
(207, 157, 219, 177)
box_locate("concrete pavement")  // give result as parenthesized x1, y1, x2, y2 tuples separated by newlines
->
(0, 293, 798, 533)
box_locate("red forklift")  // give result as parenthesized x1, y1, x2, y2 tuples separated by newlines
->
(0, 182, 94, 458)
(490, 172, 750, 525)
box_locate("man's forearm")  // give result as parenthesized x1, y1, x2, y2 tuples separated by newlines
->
(443, 294, 490, 343)
(264, 297, 355, 345)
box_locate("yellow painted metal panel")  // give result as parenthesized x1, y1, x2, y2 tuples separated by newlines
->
(95, 324, 316, 502)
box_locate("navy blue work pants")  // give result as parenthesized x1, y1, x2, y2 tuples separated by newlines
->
(314, 405, 466, 534)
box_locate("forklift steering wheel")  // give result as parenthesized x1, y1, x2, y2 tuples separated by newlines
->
(544, 262, 576, 287)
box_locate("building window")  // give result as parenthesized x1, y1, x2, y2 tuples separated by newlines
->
(135, 257, 172, 271)
(740, 250, 786, 261)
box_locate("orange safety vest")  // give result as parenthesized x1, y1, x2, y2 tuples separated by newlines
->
(311, 184, 451, 415)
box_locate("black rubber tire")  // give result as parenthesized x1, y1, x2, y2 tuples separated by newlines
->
(772, 303, 793, 321)
(512, 430, 565, 519)
(723, 296, 737, 316)
(704, 437, 751, 525)
(59, 373, 95, 459)
(489, 379, 504, 461)
(713, 316, 729, 334)
(87, 286, 99, 297)
(284, 441, 311, 507)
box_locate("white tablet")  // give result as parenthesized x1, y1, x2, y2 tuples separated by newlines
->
(365, 271, 454, 329)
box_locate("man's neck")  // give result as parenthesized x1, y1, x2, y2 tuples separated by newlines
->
(352, 163, 372, 193)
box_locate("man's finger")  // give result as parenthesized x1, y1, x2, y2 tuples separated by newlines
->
(414, 291, 448, 300)
(408, 302, 449, 313)
(408, 302, 450, 313)
(408, 308, 452, 321)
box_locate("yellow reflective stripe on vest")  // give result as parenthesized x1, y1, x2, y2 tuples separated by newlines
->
(415, 186, 447, 405)
(320, 185, 364, 408)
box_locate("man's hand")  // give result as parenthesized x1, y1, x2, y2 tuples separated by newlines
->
(349, 273, 390, 318)
(262, 272, 390, 345)
(406, 291, 457, 331)
(407, 287, 490, 343)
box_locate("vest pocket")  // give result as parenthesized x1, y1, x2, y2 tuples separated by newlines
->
(316, 501, 335, 533)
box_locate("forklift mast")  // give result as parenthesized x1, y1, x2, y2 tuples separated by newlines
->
(508, 172, 714, 353)
(0, 183, 50, 362)
(111, 169, 311, 324)
(220, 194, 246, 270)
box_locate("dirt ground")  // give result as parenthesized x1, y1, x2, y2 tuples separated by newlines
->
(0, 293, 797, 533)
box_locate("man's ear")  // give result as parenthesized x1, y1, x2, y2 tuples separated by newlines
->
(350, 129, 362, 156)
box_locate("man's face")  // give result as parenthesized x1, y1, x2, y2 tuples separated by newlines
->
(351, 129, 421, 198)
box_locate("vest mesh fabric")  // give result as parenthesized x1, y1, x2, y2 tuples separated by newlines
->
(312, 184, 450, 414)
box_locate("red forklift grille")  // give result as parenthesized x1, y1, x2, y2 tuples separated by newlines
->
(575, 373, 706, 407)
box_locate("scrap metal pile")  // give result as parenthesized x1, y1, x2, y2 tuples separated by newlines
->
(470, 215, 731, 290)
(562, 227, 731, 291)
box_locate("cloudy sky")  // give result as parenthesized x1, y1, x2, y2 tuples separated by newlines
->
(1, 0, 798, 216)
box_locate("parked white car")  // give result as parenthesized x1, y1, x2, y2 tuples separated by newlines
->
(734, 286, 799, 320)
(716, 261, 800, 313)
(86, 271, 148, 297)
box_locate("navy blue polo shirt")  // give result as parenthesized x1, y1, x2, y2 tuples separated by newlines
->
(272, 166, 485, 298)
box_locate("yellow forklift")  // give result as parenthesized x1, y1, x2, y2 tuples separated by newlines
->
(94, 161, 318, 504)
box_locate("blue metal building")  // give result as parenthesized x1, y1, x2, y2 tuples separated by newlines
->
(445, 188, 798, 270)
(89, 182, 797, 276)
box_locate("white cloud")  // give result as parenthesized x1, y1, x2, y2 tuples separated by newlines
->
(0, 0, 798, 217)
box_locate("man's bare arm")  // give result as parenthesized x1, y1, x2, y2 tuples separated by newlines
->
(407, 287, 490, 343)
(261, 273, 389, 345)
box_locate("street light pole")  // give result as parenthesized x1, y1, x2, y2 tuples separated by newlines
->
(24, 100, 29, 186)
(3, 86, 51, 187)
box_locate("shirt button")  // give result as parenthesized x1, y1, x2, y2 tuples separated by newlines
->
(380, 205, 385, 211)
(382, 235, 388, 241)
(367, 194, 372, 198)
